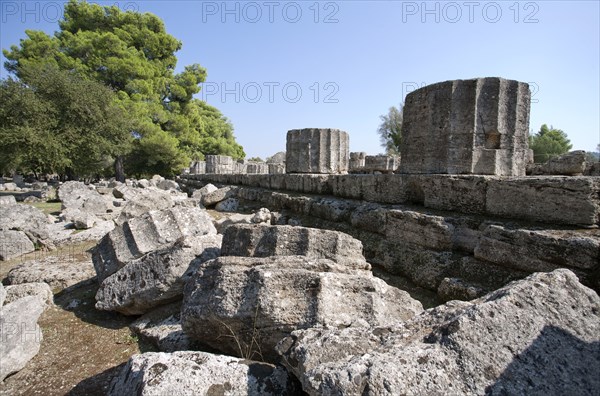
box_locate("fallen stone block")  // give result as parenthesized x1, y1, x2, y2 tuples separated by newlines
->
(221, 224, 368, 268)
(277, 269, 600, 395)
(215, 197, 239, 212)
(7, 256, 96, 291)
(182, 255, 423, 362)
(108, 351, 302, 396)
(130, 302, 191, 352)
(0, 195, 17, 206)
(0, 296, 45, 381)
(92, 207, 216, 283)
(95, 234, 222, 315)
(3, 282, 54, 307)
(0, 230, 35, 261)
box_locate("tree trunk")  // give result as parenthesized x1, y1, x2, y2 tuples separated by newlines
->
(114, 156, 125, 182)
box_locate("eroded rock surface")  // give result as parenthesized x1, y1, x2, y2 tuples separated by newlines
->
(108, 351, 302, 396)
(221, 224, 367, 266)
(182, 255, 423, 362)
(0, 230, 35, 261)
(130, 302, 191, 352)
(7, 256, 96, 290)
(95, 234, 222, 315)
(92, 207, 216, 283)
(276, 269, 600, 395)
(0, 296, 45, 381)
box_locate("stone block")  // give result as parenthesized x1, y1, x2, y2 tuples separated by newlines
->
(205, 155, 233, 174)
(400, 77, 530, 176)
(286, 128, 349, 174)
(364, 155, 400, 173)
(486, 177, 600, 226)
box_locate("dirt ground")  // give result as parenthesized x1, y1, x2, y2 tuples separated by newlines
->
(0, 245, 156, 396)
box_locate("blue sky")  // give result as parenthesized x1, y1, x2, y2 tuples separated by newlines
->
(1, 0, 599, 159)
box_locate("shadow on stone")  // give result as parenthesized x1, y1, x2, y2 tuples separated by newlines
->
(486, 325, 600, 395)
(68, 363, 126, 396)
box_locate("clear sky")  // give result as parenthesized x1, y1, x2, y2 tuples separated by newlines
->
(1, 0, 599, 159)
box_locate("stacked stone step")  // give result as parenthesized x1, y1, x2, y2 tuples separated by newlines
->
(92, 207, 216, 282)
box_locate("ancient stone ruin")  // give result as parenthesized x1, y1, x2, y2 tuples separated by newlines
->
(400, 77, 531, 176)
(286, 128, 349, 174)
(1, 77, 599, 395)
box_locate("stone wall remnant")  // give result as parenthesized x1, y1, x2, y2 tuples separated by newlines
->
(286, 128, 349, 174)
(400, 77, 531, 176)
(349, 152, 366, 172)
(364, 155, 400, 173)
(189, 161, 206, 174)
(205, 155, 234, 174)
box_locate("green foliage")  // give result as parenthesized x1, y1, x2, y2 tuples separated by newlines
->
(247, 157, 263, 162)
(0, 64, 132, 177)
(3, 0, 243, 177)
(377, 105, 403, 155)
(529, 124, 572, 163)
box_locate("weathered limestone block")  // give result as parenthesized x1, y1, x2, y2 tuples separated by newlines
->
(58, 181, 112, 215)
(108, 351, 302, 396)
(381, 241, 456, 290)
(130, 302, 191, 352)
(385, 210, 455, 251)
(276, 269, 600, 396)
(400, 77, 531, 176)
(206, 155, 234, 174)
(200, 186, 238, 207)
(246, 162, 269, 174)
(267, 151, 286, 164)
(474, 225, 600, 274)
(308, 198, 357, 222)
(349, 152, 366, 172)
(531, 150, 587, 176)
(0, 195, 17, 206)
(221, 224, 368, 267)
(215, 197, 239, 212)
(0, 296, 45, 381)
(156, 179, 179, 191)
(92, 207, 216, 282)
(286, 128, 349, 174)
(0, 230, 35, 261)
(364, 155, 400, 173)
(350, 203, 387, 235)
(437, 277, 486, 301)
(0, 204, 51, 243)
(182, 255, 423, 362)
(486, 177, 600, 226)
(189, 161, 206, 174)
(115, 187, 175, 223)
(3, 282, 54, 306)
(6, 256, 96, 290)
(268, 163, 286, 174)
(417, 175, 489, 213)
(95, 234, 222, 315)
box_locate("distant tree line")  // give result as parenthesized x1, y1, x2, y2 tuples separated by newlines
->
(0, 0, 244, 180)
